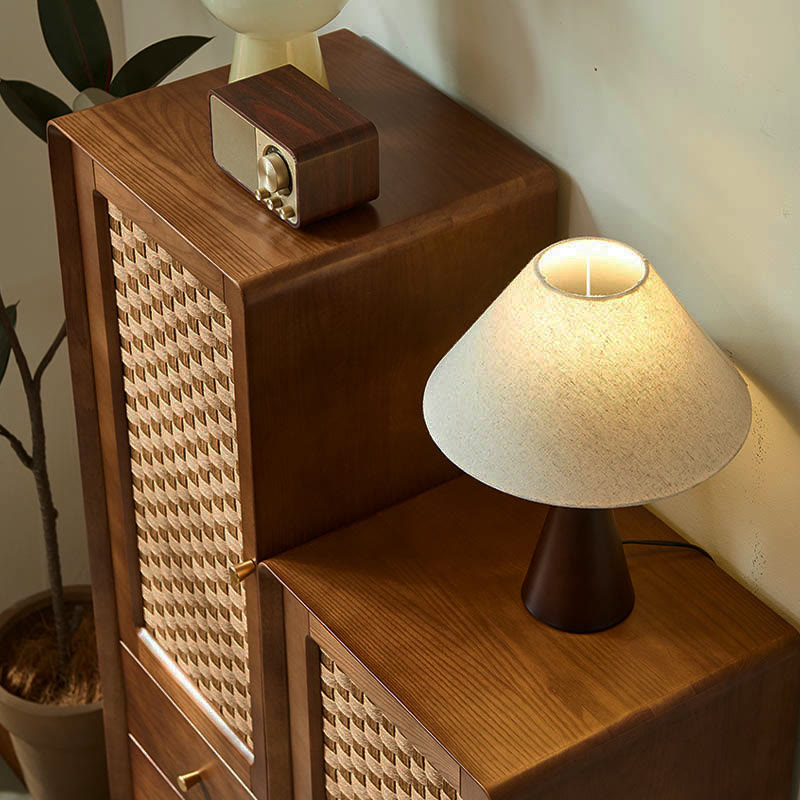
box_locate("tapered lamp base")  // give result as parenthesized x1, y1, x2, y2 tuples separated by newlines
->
(522, 507, 635, 633)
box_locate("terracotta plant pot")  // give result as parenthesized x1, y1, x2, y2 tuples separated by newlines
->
(0, 586, 109, 800)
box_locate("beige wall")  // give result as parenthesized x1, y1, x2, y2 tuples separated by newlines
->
(121, 0, 231, 78)
(0, 0, 125, 612)
(323, 4, 800, 787)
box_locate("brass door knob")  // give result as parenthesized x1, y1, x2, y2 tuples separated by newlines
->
(230, 559, 257, 585)
(176, 769, 203, 792)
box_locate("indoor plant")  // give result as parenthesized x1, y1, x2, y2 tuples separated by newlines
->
(0, 2, 210, 797)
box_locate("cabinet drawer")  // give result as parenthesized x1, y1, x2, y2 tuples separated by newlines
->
(129, 736, 181, 799)
(121, 646, 255, 800)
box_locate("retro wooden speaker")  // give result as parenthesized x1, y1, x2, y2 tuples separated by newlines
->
(49, 30, 556, 800)
(209, 64, 379, 228)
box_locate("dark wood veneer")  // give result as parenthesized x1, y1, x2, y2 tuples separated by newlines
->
(210, 64, 380, 227)
(212, 64, 377, 159)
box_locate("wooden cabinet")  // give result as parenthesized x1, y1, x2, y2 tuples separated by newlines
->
(263, 477, 800, 800)
(49, 30, 556, 799)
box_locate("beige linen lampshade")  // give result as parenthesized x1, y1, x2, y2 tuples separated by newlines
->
(423, 237, 752, 633)
(423, 238, 752, 509)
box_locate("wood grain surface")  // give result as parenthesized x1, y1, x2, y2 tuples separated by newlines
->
(211, 63, 377, 161)
(129, 736, 182, 799)
(51, 29, 554, 291)
(121, 646, 255, 800)
(51, 28, 557, 563)
(266, 476, 800, 800)
(48, 130, 134, 800)
(49, 28, 559, 800)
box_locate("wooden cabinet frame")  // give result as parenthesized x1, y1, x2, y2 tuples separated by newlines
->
(48, 30, 558, 800)
(50, 137, 273, 796)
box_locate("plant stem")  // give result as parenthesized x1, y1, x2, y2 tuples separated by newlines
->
(29, 387, 69, 673)
(0, 296, 69, 675)
(34, 321, 66, 384)
(0, 423, 33, 468)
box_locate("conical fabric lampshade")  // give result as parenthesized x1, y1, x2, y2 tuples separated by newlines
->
(423, 238, 752, 509)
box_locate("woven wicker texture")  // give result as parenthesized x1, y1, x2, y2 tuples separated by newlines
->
(320, 651, 462, 800)
(108, 204, 252, 748)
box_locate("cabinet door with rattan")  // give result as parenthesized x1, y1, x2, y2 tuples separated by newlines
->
(75, 181, 271, 798)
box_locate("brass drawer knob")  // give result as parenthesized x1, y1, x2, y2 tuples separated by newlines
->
(176, 769, 203, 792)
(230, 558, 256, 585)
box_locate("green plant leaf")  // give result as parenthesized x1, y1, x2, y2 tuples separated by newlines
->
(0, 304, 19, 386)
(0, 80, 72, 142)
(37, 0, 112, 91)
(109, 36, 212, 98)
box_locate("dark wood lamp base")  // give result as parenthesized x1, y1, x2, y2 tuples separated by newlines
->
(522, 507, 635, 633)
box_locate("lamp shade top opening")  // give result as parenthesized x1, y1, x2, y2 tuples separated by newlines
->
(423, 237, 752, 509)
(536, 238, 648, 299)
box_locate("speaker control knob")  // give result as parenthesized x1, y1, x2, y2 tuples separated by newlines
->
(258, 151, 291, 195)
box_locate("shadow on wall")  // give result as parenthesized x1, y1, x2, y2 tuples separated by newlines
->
(651, 367, 800, 626)
(434, 0, 598, 238)
(651, 370, 800, 799)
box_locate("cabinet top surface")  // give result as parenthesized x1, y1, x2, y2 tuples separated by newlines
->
(266, 476, 799, 797)
(52, 30, 554, 293)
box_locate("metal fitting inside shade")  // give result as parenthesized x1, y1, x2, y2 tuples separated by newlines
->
(535, 237, 649, 299)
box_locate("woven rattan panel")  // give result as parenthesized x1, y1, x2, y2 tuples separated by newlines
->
(320, 651, 462, 800)
(108, 204, 252, 749)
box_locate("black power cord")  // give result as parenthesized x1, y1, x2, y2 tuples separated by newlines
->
(622, 539, 715, 562)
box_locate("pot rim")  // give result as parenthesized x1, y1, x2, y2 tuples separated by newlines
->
(0, 585, 102, 717)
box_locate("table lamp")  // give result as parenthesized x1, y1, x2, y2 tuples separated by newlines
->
(423, 238, 751, 633)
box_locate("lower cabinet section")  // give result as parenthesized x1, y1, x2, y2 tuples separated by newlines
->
(129, 737, 181, 799)
(263, 478, 800, 800)
(121, 646, 255, 799)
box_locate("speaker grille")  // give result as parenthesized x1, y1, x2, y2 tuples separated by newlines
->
(109, 204, 252, 748)
(320, 651, 461, 800)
